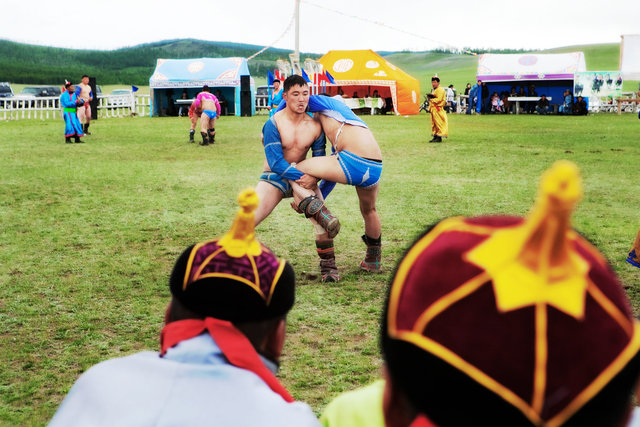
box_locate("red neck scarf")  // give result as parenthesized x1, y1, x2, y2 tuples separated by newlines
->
(410, 415, 437, 427)
(160, 318, 294, 403)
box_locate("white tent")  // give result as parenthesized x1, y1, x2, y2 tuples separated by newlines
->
(477, 52, 586, 82)
(620, 35, 640, 81)
(476, 52, 587, 106)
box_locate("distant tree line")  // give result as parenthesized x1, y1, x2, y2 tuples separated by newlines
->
(0, 39, 321, 85)
(432, 47, 540, 54)
(0, 38, 541, 86)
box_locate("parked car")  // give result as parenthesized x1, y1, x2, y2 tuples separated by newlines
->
(20, 86, 62, 97)
(0, 82, 14, 98)
(111, 89, 132, 96)
(10, 86, 62, 108)
(256, 85, 274, 97)
(256, 85, 274, 111)
(107, 89, 133, 109)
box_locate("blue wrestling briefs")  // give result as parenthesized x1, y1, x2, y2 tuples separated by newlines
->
(203, 110, 217, 119)
(337, 150, 382, 188)
(259, 171, 293, 198)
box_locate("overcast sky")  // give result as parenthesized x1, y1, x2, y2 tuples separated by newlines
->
(2, 0, 638, 54)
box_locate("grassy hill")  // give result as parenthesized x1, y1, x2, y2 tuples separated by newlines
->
(1, 39, 636, 94)
(0, 39, 319, 86)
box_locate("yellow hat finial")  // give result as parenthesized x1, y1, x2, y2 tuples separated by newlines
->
(520, 160, 583, 277)
(465, 160, 590, 318)
(217, 188, 262, 258)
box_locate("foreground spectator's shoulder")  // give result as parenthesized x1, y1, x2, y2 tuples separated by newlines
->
(49, 352, 161, 426)
(628, 407, 640, 427)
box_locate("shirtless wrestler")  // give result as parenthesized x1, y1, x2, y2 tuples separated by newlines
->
(254, 75, 341, 282)
(188, 99, 201, 143)
(195, 85, 221, 145)
(75, 75, 93, 135)
(278, 95, 383, 273)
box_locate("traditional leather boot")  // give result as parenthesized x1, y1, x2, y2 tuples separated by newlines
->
(208, 128, 215, 144)
(316, 239, 339, 282)
(74, 135, 84, 143)
(83, 123, 91, 135)
(200, 132, 209, 146)
(65, 137, 72, 144)
(189, 129, 195, 142)
(360, 234, 382, 273)
(298, 196, 340, 238)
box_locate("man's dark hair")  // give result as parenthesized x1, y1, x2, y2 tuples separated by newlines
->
(202, 85, 210, 92)
(82, 75, 89, 79)
(431, 77, 440, 82)
(283, 75, 308, 93)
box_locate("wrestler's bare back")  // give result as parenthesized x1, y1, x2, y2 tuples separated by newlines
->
(316, 114, 382, 161)
(262, 109, 323, 172)
(200, 97, 217, 111)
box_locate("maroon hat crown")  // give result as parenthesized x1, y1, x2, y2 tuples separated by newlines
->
(383, 161, 640, 425)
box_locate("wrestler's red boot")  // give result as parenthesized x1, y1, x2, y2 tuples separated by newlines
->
(360, 234, 382, 273)
(316, 239, 339, 282)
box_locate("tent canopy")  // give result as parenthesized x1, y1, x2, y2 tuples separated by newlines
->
(620, 34, 640, 81)
(318, 50, 420, 115)
(149, 57, 255, 117)
(477, 52, 586, 82)
(476, 52, 586, 107)
(150, 57, 251, 88)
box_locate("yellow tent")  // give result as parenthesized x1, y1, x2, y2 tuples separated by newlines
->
(318, 50, 420, 115)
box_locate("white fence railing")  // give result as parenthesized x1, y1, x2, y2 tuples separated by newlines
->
(0, 94, 151, 120)
(0, 96, 61, 120)
(96, 94, 150, 118)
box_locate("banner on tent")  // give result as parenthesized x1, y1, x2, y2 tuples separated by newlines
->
(150, 80, 245, 89)
(573, 72, 623, 98)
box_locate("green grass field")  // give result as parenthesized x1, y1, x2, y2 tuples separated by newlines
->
(2, 111, 640, 424)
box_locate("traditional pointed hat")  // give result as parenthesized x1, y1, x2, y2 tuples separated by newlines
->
(382, 161, 640, 426)
(169, 188, 294, 321)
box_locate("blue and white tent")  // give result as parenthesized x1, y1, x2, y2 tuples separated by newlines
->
(149, 57, 255, 117)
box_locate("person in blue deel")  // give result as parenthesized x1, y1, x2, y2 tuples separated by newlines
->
(60, 80, 85, 144)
